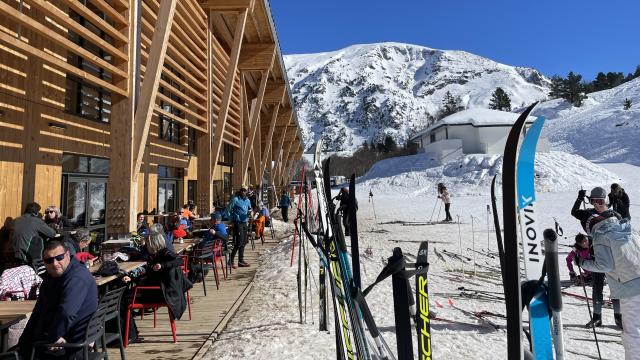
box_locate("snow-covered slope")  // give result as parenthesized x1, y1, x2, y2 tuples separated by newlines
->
(358, 151, 620, 196)
(535, 78, 640, 165)
(285, 42, 550, 152)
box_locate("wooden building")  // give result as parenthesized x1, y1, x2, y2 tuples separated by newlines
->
(0, 0, 304, 240)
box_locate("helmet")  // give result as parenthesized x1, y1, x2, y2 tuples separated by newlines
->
(590, 187, 607, 199)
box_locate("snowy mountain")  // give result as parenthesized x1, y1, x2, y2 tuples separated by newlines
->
(534, 77, 640, 165)
(284, 42, 551, 152)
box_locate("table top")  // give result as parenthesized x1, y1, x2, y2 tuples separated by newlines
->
(0, 300, 36, 328)
(193, 217, 210, 221)
(90, 261, 146, 286)
(174, 238, 201, 254)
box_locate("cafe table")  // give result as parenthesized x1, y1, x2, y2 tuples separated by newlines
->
(0, 300, 36, 351)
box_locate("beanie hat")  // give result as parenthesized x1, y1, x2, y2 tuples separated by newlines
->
(590, 187, 607, 199)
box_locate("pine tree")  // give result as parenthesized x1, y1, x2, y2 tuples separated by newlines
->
(634, 65, 640, 79)
(362, 140, 369, 151)
(593, 72, 609, 91)
(624, 98, 632, 110)
(438, 91, 465, 119)
(489, 87, 512, 111)
(606, 72, 625, 88)
(384, 135, 397, 153)
(565, 72, 588, 107)
(548, 75, 566, 99)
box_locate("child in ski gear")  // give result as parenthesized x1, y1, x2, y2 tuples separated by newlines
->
(566, 233, 592, 284)
(573, 187, 640, 345)
(437, 183, 452, 222)
(609, 183, 631, 220)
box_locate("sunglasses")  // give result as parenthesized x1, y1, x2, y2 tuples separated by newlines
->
(590, 198, 605, 205)
(43, 253, 66, 264)
(45, 210, 55, 214)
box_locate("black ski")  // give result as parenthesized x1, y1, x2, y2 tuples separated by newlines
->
(501, 103, 538, 359)
(490, 175, 505, 283)
(349, 173, 361, 289)
(415, 241, 432, 360)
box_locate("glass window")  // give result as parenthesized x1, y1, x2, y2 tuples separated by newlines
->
(62, 154, 109, 174)
(66, 180, 87, 227)
(158, 166, 183, 179)
(187, 180, 197, 204)
(88, 182, 106, 226)
(187, 127, 196, 155)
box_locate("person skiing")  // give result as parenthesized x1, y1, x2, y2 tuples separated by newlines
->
(609, 183, 631, 221)
(437, 183, 453, 222)
(572, 187, 626, 330)
(565, 233, 592, 284)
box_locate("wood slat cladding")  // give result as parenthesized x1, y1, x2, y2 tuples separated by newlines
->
(0, 0, 301, 231)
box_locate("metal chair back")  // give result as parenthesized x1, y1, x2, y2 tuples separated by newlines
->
(98, 286, 125, 321)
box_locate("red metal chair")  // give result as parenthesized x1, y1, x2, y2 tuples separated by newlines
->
(124, 286, 177, 347)
(213, 239, 227, 283)
(179, 254, 192, 320)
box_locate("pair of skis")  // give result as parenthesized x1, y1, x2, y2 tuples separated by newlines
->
(494, 104, 566, 359)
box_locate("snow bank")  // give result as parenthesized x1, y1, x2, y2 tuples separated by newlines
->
(358, 151, 620, 197)
(534, 77, 640, 165)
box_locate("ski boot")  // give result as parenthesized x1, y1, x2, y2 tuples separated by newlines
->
(585, 313, 602, 328)
(615, 313, 623, 330)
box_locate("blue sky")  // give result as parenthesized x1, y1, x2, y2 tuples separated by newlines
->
(270, 0, 640, 80)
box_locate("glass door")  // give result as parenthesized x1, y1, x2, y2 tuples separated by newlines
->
(158, 180, 178, 214)
(63, 176, 107, 243)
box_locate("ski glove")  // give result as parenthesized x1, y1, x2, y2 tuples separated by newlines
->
(578, 189, 587, 200)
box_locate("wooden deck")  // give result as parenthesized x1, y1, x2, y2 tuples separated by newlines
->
(113, 234, 283, 360)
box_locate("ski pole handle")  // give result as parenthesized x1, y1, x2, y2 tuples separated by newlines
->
(543, 228, 562, 312)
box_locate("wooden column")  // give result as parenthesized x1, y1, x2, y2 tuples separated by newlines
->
(240, 70, 268, 180)
(259, 104, 279, 183)
(210, 10, 248, 178)
(197, 12, 214, 214)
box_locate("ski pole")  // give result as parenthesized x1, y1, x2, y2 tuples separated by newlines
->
(428, 197, 439, 223)
(457, 215, 463, 273)
(471, 215, 477, 277)
(486, 205, 491, 251)
(578, 264, 602, 360)
(436, 201, 443, 222)
(369, 189, 378, 225)
(543, 229, 565, 360)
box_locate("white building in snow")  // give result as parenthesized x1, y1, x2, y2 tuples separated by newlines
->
(409, 108, 549, 164)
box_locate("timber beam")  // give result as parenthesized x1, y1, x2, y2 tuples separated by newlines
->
(263, 82, 287, 105)
(238, 43, 276, 71)
(200, 0, 255, 12)
(241, 70, 269, 181)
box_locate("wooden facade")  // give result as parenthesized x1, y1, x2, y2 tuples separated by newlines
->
(0, 0, 304, 236)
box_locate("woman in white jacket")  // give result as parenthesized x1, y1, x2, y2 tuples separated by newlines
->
(437, 183, 452, 222)
(577, 213, 640, 359)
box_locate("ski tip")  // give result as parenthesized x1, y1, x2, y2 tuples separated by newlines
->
(435, 299, 444, 308)
(448, 298, 454, 307)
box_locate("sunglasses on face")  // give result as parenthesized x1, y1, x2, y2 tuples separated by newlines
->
(45, 210, 54, 214)
(43, 253, 66, 264)
(591, 198, 605, 205)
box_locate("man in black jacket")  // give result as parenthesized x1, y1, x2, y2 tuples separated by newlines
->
(12, 202, 56, 268)
(18, 240, 98, 359)
(609, 183, 631, 220)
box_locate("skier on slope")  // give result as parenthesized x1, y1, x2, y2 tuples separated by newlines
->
(566, 233, 593, 285)
(572, 187, 640, 353)
(609, 183, 631, 221)
(437, 183, 453, 222)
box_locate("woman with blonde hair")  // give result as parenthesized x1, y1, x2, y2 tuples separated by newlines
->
(43, 205, 72, 232)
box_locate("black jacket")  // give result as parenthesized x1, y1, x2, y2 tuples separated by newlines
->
(144, 248, 193, 319)
(571, 197, 620, 235)
(608, 190, 630, 219)
(12, 213, 56, 262)
(20, 257, 98, 347)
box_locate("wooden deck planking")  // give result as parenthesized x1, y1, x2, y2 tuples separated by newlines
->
(113, 235, 280, 359)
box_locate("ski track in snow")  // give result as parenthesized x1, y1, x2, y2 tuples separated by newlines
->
(204, 162, 640, 359)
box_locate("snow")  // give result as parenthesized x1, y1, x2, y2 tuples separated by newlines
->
(204, 159, 636, 359)
(284, 42, 550, 153)
(533, 78, 640, 165)
(410, 108, 538, 140)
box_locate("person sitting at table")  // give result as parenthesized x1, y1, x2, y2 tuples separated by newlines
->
(200, 212, 228, 249)
(181, 204, 196, 221)
(149, 223, 175, 255)
(18, 240, 98, 359)
(123, 233, 192, 321)
(12, 202, 56, 269)
(44, 206, 73, 233)
(136, 213, 150, 236)
(68, 228, 95, 266)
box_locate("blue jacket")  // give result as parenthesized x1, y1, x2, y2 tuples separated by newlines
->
(21, 257, 98, 344)
(581, 218, 640, 299)
(279, 195, 291, 208)
(227, 196, 251, 223)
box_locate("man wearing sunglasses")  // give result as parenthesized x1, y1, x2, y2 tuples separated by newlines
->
(18, 240, 98, 359)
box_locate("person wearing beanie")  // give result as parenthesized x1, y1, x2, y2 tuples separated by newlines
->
(609, 183, 631, 221)
(573, 187, 640, 357)
(571, 187, 623, 329)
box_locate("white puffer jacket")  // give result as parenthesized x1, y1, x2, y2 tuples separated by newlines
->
(581, 218, 640, 299)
